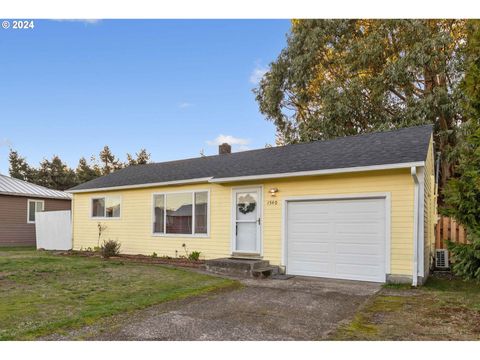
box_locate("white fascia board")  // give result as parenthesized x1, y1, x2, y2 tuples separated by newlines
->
(67, 177, 213, 194)
(68, 161, 426, 193)
(209, 162, 425, 183)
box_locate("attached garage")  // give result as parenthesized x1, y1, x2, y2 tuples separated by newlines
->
(285, 195, 389, 283)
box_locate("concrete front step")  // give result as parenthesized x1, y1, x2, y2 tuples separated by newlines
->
(205, 258, 280, 278)
(252, 266, 280, 278)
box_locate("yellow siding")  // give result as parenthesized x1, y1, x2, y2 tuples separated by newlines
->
(73, 168, 416, 277)
(423, 135, 437, 276)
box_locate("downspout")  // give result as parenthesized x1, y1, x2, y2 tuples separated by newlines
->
(71, 195, 74, 250)
(411, 167, 419, 287)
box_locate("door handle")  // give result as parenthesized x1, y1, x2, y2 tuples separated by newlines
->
(257, 218, 261, 225)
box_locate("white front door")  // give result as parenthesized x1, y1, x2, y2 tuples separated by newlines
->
(233, 187, 262, 254)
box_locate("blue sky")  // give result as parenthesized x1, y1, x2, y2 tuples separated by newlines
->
(0, 19, 290, 175)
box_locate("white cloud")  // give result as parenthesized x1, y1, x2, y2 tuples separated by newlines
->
(206, 134, 250, 146)
(178, 102, 193, 109)
(249, 63, 268, 85)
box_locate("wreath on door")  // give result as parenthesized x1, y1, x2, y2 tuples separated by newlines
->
(238, 194, 256, 214)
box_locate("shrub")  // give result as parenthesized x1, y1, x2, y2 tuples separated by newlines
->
(188, 251, 201, 261)
(101, 240, 121, 258)
(151, 252, 158, 258)
(448, 241, 480, 280)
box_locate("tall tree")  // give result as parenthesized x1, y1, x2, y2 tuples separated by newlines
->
(255, 19, 467, 189)
(76, 157, 101, 184)
(38, 156, 77, 191)
(8, 149, 37, 182)
(126, 149, 151, 166)
(441, 20, 480, 280)
(99, 146, 123, 175)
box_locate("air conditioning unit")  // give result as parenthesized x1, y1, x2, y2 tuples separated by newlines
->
(435, 249, 449, 269)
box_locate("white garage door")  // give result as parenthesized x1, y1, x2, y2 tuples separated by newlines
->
(286, 197, 386, 282)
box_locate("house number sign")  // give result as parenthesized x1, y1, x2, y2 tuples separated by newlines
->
(267, 200, 278, 206)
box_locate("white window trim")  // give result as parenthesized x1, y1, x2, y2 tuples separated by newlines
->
(27, 199, 44, 224)
(90, 195, 122, 220)
(151, 189, 210, 238)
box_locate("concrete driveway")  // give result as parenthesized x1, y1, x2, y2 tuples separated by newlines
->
(45, 275, 381, 340)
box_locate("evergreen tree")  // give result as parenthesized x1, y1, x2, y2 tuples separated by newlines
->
(38, 156, 77, 190)
(8, 149, 37, 182)
(441, 20, 480, 280)
(99, 146, 123, 175)
(76, 157, 101, 183)
(126, 149, 151, 166)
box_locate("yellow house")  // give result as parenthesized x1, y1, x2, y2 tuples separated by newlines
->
(68, 125, 436, 285)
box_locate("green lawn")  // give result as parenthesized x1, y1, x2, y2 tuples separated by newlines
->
(332, 274, 480, 340)
(0, 247, 238, 340)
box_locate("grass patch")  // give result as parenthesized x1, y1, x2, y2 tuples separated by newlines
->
(332, 274, 480, 340)
(0, 247, 238, 340)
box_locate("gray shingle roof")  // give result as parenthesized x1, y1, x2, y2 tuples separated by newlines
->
(69, 124, 433, 192)
(0, 174, 72, 199)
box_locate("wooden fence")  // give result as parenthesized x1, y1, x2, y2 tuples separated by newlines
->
(435, 216, 467, 249)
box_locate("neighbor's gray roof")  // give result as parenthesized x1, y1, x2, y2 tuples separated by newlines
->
(69, 124, 433, 192)
(0, 174, 72, 200)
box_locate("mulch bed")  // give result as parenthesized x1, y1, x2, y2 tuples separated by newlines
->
(55, 250, 205, 269)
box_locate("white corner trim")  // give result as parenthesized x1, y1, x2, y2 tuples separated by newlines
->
(68, 177, 214, 193)
(209, 162, 425, 183)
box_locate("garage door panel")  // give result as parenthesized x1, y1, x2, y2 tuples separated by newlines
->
(335, 262, 382, 276)
(336, 243, 382, 255)
(334, 200, 383, 212)
(287, 198, 386, 283)
(289, 260, 330, 274)
(288, 212, 332, 222)
(335, 234, 384, 244)
(336, 228, 382, 237)
(335, 254, 384, 265)
(290, 242, 330, 253)
(288, 222, 331, 234)
(334, 235, 384, 245)
(291, 246, 330, 262)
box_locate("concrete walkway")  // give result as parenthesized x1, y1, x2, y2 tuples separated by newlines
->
(44, 275, 381, 340)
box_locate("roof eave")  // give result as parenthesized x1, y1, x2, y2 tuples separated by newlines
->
(68, 162, 425, 193)
(67, 177, 214, 194)
(0, 191, 72, 200)
(209, 161, 425, 183)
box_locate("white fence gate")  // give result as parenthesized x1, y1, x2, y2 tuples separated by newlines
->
(35, 210, 72, 250)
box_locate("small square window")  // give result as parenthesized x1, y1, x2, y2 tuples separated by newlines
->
(28, 200, 44, 223)
(91, 197, 120, 218)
